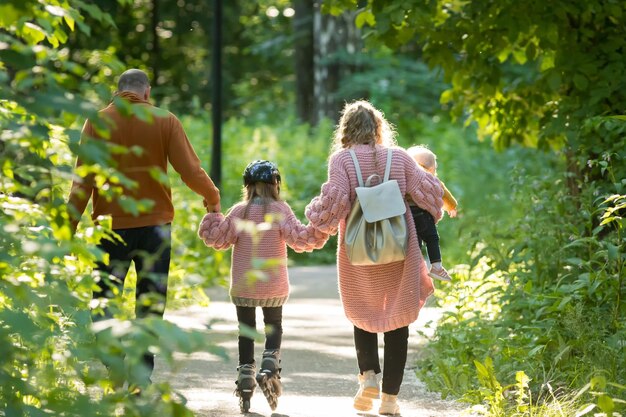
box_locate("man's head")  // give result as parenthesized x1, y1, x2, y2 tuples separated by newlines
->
(117, 69, 150, 99)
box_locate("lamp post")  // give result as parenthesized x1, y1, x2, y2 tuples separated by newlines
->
(210, 0, 222, 187)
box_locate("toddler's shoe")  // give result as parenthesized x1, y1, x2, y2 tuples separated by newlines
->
(429, 265, 452, 282)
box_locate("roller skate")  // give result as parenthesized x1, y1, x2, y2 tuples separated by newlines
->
(256, 349, 282, 411)
(235, 363, 257, 413)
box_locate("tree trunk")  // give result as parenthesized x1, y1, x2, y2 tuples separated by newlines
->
(313, 5, 361, 122)
(151, 0, 160, 85)
(294, 0, 316, 125)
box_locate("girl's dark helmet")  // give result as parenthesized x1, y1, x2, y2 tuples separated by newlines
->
(243, 160, 281, 186)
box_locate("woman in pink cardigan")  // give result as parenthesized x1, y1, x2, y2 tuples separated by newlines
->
(305, 101, 444, 415)
(198, 160, 328, 413)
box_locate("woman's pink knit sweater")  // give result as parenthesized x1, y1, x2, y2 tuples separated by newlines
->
(198, 200, 328, 307)
(305, 144, 444, 333)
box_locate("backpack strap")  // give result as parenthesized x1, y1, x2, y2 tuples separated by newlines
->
(383, 148, 393, 182)
(348, 149, 365, 187)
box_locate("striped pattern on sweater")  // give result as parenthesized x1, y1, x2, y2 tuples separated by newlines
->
(198, 200, 328, 307)
(305, 144, 444, 333)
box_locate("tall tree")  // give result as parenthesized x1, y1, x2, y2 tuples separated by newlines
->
(151, 0, 160, 85)
(294, 0, 316, 125)
(313, 5, 362, 121)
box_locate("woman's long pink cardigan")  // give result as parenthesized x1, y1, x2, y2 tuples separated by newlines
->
(305, 144, 444, 333)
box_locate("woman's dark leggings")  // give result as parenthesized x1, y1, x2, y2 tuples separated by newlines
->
(353, 325, 409, 395)
(236, 305, 283, 366)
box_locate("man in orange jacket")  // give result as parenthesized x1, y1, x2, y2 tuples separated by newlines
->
(68, 68, 220, 385)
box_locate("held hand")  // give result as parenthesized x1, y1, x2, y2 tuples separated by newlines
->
(206, 202, 221, 213)
(448, 208, 457, 218)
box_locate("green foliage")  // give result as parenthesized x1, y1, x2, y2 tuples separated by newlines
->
(332, 47, 448, 123)
(416, 148, 625, 413)
(474, 358, 506, 416)
(68, 0, 298, 117)
(466, 361, 584, 417)
(576, 376, 626, 417)
(58, 0, 451, 125)
(392, 114, 529, 266)
(329, 0, 626, 152)
(0, 2, 229, 416)
(2, 1, 624, 416)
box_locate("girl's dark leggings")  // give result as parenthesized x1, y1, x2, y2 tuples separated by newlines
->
(353, 325, 409, 395)
(236, 305, 283, 366)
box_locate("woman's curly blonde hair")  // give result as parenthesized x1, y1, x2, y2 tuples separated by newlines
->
(331, 100, 397, 153)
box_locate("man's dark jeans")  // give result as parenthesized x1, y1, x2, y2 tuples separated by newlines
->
(95, 224, 171, 378)
(410, 205, 441, 263)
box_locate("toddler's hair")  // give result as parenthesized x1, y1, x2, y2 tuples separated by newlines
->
(331, 100, 396, 153)
(407, 145, 437, 172)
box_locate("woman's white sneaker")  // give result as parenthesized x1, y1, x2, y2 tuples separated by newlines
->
(379, 393, 401, 415)
(353, 370, 380, 411)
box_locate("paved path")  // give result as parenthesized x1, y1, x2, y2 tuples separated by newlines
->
(158, 266, 468, 417)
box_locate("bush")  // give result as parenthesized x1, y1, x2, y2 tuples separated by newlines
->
(416, 125, 626, 415)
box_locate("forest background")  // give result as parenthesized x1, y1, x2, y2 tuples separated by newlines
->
(0, 0, 624, 416)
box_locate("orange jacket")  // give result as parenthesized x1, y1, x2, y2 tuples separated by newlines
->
(68, 92, 219, 230)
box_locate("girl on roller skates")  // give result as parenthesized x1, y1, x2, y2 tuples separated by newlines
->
(198, 160, 328, 413)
